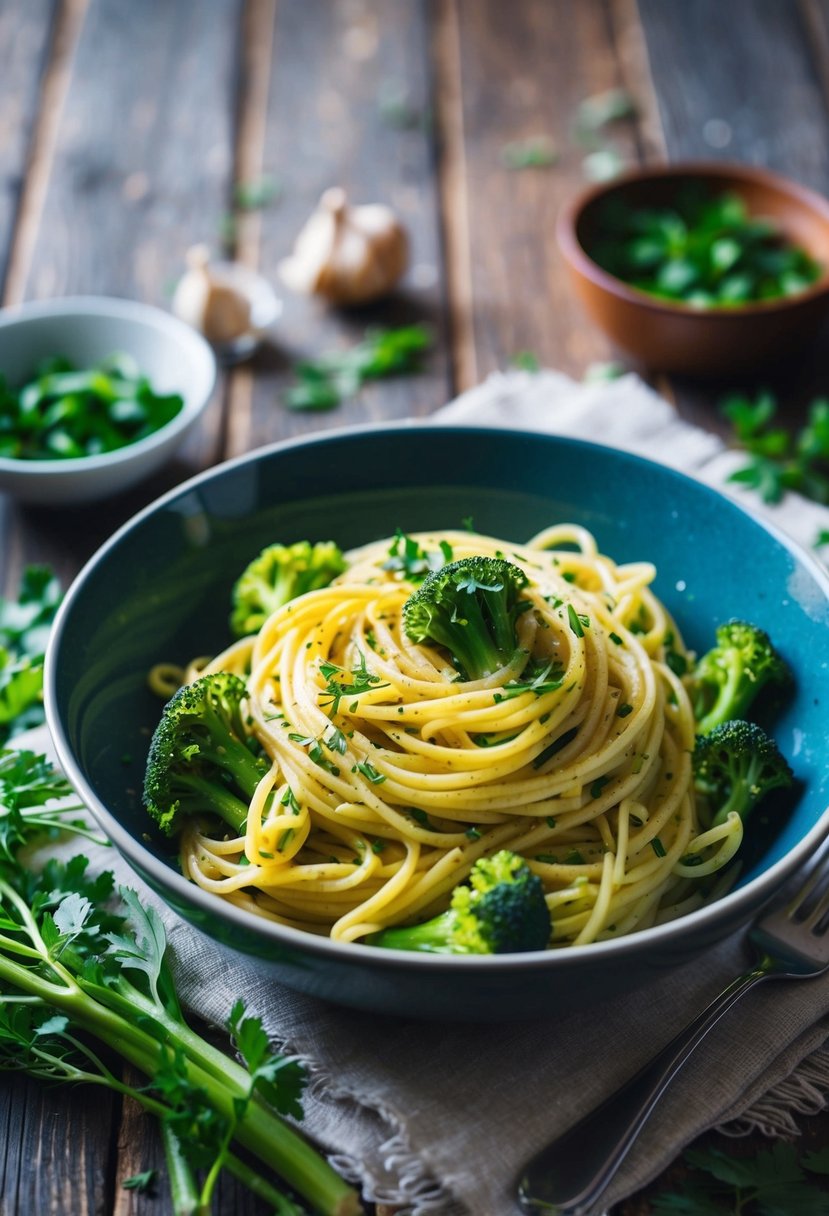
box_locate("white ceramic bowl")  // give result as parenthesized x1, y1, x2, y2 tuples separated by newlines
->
(0, 297, 217, 505)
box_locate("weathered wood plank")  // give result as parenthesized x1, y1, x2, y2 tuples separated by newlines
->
(0, 0, 246, 590)
(445, 0, 640, 384)
(224, 0, 451, 459)
(0, 0, 64, 590)
(637, 0, 829, 424)
(0, 1071, 119, 1214)
(639, 0, 829, 191)
(0, 0, 59, 298)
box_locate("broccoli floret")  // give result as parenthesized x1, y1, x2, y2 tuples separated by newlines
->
(402, 556, 530, 680)
(143, 672, 269, 836)
(367, 850, 551, 954)
(230, 540, 347, 637)
(693, 719, 794, 828)
(687, 619, 790, 735)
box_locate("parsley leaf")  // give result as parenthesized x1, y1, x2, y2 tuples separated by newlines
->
(285, 325, 431, 411)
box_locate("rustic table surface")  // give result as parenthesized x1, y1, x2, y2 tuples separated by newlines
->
(2, 1, 828, 1213)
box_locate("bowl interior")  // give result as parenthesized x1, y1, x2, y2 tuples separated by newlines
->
(574, 167, 829, 297)
(0, 300, 213, 407)
(49, 426, 829, 907)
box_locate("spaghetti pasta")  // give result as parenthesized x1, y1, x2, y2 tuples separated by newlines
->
(156, 526, 744, 948)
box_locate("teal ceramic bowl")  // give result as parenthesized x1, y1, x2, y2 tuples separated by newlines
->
(45, 425, 829, 1019)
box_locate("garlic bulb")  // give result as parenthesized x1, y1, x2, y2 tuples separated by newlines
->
(279, 187, 409, 306)
(172, 245, 253, 344)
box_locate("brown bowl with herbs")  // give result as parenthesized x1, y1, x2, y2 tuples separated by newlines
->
(556, 162, 829, 377)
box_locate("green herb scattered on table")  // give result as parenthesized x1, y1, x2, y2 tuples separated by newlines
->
(501, 137, 559, 170)
(722, 389, 829, 508)
(0, 353, 184, 461)
(582, 360, 625, 383)
(574, 87, 637, 139)
(0, 566, 62, 745)
(234, 174, 281, 210)
(285, 324, 431, 411)
(651, 1141, 829, 1215)
(590, 187, 822, 307)
(511, 351, 541, 371)
(0, 747, 360, 1216)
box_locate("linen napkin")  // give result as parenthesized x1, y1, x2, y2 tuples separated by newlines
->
(30, 370, 829, 1216)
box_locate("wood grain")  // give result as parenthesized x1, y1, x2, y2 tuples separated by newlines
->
(0, 0, 62, 302)
(447, 0, 640, 381)
(637, 0, 829, 424)
(224, 0, 451, 460)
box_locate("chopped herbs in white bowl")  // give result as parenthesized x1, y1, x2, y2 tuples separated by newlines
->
(0, 297, 216, 505)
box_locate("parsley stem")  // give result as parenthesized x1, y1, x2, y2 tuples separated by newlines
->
(0, 948, 358, 1216)
(161, 1124, 201, 1216)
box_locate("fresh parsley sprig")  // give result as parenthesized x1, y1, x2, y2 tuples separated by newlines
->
(651, 1141, 829, 1215)
(722, 390, 829, 511)
(285, 324, 431, 411)
(0, 566, 62, 745)
(0, 750, 360, 1216)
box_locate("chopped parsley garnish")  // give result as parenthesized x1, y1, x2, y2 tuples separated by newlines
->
(493, 658, 565, 702)
(616, 703, 633, 717)
(382, 530, 453, 581)
(567, 604, 590, 637)
(0, 353, 184, 461)
(532, 727, 579, 769)
(284, 325, 431, 411)
(280, 786, 300, 815)
(590, 776, 610, 799)
(651, 837, 667, 858)
(353, 760, 386, 784)
(288, 732, 340, 776)
(319, 651, 390, 715)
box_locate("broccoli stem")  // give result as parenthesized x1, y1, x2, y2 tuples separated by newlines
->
(0, 949, 360, 1216)
(369, 910, 456, 954)
(174, 770, 251, 833)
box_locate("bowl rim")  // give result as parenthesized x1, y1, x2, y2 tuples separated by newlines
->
(0, 295, 216, 477)
(45, 420, 829, 973)
(556, 159, 829, 318)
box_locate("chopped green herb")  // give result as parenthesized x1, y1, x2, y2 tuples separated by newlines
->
(354, 760, 386, 784)
(567, 604, 590, 637)
(723, 390, 829, 507)
(122, 1169, 157, 1193)
(533, 727, 579, 769)
(493, 658, 565, 702)
(0, 354, 184, 461)
(565, 850, 585, 865)
(465, 826, 482, 840)
(382, 530, 453, 581)
(511, 351, 541, 371)
(608, 631, 624, 646)
(501, 137, 558, 170)
(651, 837, 666, 857)
(280, 786, 300, 815)
(590, 188, 821, 308)
(535, 853, 559, 864)
(234, 175, 281, 210)
(590, 776, 609, 799)
(616, 703, 633, 718)
(284, 326, 431, 411)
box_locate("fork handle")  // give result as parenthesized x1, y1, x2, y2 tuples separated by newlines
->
(516, 961, 771, 1215)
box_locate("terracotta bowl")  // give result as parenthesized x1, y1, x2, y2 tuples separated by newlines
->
(556, 162, 829, 377)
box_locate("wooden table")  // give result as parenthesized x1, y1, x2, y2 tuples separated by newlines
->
(2, 1, 828, 1212)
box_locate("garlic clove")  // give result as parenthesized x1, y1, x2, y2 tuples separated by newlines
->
(172, 245, 253, 345)
(279, 187, 409, 306)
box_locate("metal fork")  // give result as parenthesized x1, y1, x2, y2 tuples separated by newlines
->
(516, 833, 829, 1216)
